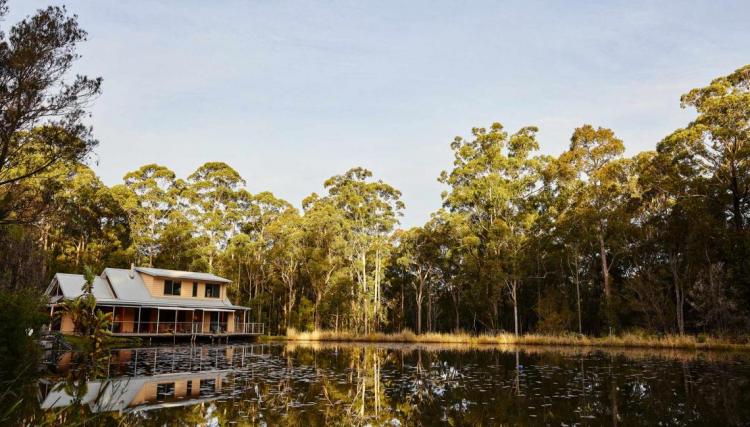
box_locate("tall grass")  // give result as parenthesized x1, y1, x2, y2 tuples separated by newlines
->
(279, 328, 750, 351)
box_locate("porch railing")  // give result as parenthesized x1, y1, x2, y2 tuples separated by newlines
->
(108, 320, 264, 335)
(235, 322, 265, 334)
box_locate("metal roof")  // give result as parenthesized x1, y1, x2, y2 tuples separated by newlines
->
(46, 267, 249, 310)
(103, 268, 153, 301)
(51, 273, 115, 300)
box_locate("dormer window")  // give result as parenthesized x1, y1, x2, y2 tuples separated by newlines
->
(205, 283, 220, 298)
(164, 280, 181, 296)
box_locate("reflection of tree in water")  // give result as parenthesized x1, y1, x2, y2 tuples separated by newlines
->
(43, 350, 117, 425)
(215, 344, 750, 426)
(17, 343, 750, 425)
(244, 346, 396, 425)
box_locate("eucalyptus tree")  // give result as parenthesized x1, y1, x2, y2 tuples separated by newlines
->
(321, 167, 404, 333)
(114, 164, 179, 266)
(238, 191, 294, 323)
(266, 207, 303, 332)
(557, 125, 631, 330)
(678, 65, 750, 233)
(154, 207, 200, 271)
(301, 193, 348, 329)
(221, 191, 297, 330)
(186, 162, 245, 272)
(395, 226, 439, 334)
(646, 65, 750, 331)
(0, 2, 101, 224)
(42, 164, 129, 272)
(429, 210, 471, 332)
(439, 123, 546, 334)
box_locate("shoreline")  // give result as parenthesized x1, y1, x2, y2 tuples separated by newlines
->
(265, 329, 750, 352)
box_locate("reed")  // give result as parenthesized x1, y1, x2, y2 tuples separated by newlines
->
(278, 328, 750, 351)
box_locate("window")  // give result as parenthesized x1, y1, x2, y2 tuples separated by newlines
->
(205, 283, 220, 298)
(192, 282, 198, 297)
(200, 379, 216, 397)
(163, 280, 181, 296)
(156, 382, 175, 400)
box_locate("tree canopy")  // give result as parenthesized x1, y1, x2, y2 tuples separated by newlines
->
(2, 1, 750, 337)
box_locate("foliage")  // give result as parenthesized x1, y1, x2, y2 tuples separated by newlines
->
(12, 65, 750, 339)
(0, 288, 45, 423)
(1, 1, 749, 342)
(0, 1, 101, 224)
(56, 266, 113, 350)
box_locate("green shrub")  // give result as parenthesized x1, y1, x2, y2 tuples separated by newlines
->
(0, 289, 45, 368)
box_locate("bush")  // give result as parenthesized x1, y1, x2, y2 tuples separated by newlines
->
(0, 289, 46, 422)
(0, 289, 45, 369)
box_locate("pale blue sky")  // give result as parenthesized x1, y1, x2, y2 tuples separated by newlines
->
(9, 1, 750, 227)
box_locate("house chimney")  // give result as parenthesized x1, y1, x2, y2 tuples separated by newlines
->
(129, 263, 135, 279)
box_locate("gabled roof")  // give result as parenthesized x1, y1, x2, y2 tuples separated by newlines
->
(46, 267, 248, 310)
(135, 267, 231, 284)
(102, 268, 152, 301)
(49, 273, 115, 300)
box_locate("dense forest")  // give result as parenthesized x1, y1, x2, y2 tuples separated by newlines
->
(2, 3, 750, 340)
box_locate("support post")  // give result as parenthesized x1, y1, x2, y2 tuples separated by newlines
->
(156, 309, 160, 334)
(138, 307, 142, 333)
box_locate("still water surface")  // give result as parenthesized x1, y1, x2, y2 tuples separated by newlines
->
(18, 342, 750, 425)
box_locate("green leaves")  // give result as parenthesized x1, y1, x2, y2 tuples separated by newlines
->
(438, 121, 546, 332)
(117, 164, 180, 266)
(184, 162, 246, 272)
(317, 167, 404, 332)
(0, 3, 102, 223)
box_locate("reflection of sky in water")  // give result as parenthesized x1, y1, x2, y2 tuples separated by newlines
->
(36, 343, 750, 425)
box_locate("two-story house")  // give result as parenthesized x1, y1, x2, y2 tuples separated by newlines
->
(46, 266, 263, 337)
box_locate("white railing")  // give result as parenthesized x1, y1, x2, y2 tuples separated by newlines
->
(235, 322, 265, 334)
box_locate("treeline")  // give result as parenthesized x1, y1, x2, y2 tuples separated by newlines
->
(2, 3, 750, 338)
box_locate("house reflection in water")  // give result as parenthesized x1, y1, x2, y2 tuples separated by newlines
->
(39, 345, 268, 414)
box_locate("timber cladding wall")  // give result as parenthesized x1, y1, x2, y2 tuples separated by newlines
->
(60, 313, 75, 333)
(138, 273, 227, 300)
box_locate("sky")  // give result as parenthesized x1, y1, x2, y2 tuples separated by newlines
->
(8, 1, 750, 227)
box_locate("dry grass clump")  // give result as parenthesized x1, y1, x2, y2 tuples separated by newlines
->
(280, 328, 750, 351)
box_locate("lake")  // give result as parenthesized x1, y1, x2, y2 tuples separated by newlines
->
(13, 341, 750, 425)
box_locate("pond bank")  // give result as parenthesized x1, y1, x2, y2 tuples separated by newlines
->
(268, 329, 750, 351)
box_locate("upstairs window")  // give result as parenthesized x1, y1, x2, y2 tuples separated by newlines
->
(205, 283, 220, 298)
(192, 282, 198, 297)
(164, 280, 181, 296)
(156, 382, 175, 400)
